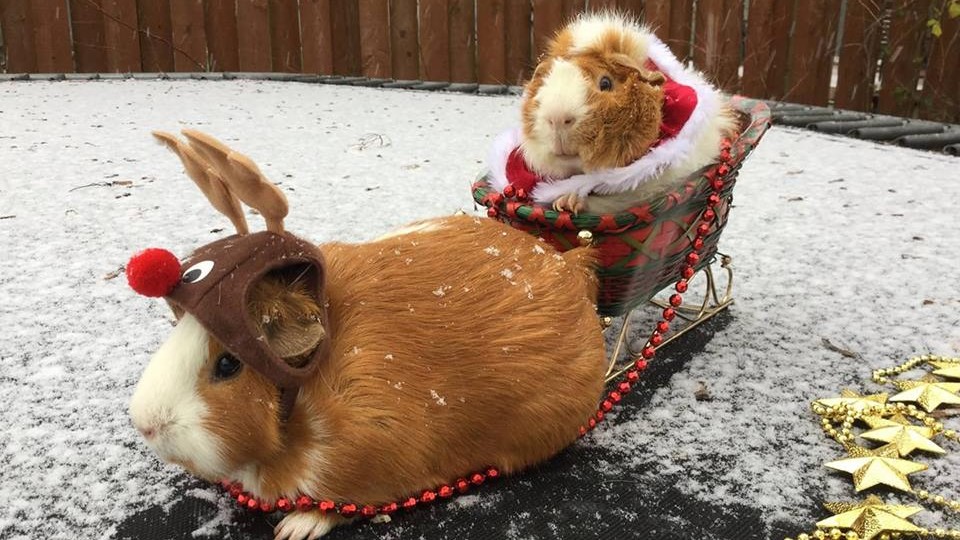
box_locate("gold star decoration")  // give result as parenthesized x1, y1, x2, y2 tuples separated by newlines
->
(816, 495, 924, 540)
(860, 413, 946, 456)
(929, 360, 960, 380)
(815, 389, 889, 414)
(889, 375, 960, 412)
(824, 443, 927, 492)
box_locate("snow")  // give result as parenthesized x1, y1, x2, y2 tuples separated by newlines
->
(1, 79, 959, 540)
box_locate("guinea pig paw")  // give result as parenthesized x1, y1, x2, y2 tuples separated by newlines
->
(274, 512, 336, 540)
(552, 193, 586, 215)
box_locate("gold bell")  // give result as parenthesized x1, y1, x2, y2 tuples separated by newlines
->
(577, 230, 594, 247)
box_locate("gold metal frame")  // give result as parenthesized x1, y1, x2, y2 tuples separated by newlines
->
(602, 254, 734, 383)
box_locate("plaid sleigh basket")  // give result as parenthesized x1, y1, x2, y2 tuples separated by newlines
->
(472, 96, 772, 317)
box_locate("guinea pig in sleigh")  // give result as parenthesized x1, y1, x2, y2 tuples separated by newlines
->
(125, 130, 607, 539)
(489, 11, 739, 215)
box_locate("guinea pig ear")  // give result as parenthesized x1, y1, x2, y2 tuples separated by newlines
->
(247, 265, 326, 362)
(610, 53, 665, 86)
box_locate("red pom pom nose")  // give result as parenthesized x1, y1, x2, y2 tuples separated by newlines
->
(126, 248, 181, 298)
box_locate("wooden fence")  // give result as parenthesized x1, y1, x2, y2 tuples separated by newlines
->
(0, 0, 958, 122)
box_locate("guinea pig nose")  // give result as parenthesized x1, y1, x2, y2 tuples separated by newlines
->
(547, 113, 576, 129)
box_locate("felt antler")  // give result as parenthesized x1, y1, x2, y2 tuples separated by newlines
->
(181, 129, 289, 235)
(152, 131, 250, 235)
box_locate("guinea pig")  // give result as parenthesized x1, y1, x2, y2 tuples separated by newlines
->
(127, 131, 608, 540)
(517, 11, 739, 214)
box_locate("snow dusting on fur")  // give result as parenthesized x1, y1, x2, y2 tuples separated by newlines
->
(0, 79, 958, 539)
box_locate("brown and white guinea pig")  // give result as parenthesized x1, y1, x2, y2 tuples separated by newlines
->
(516, 11, 739, 214)
(128, 215, 607, 539)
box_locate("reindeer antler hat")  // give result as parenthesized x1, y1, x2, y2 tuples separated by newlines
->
(126, 130, 330, 419)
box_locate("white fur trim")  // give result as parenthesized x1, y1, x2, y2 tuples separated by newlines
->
(128, 314, 226, 479)
(487, 31, 722, 205)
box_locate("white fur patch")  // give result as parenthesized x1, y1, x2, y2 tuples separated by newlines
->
(376, 219, 446, 241)
(569, 11, 651, 59)
(128, 314, 226, 479)
(275, 511, 336, 540)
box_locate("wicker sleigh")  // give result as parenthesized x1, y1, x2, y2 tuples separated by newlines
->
(472, 96, 772, 319)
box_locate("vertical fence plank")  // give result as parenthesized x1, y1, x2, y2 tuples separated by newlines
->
(618, 0, 644, 19)
(919, 7, 960, 122)
(330, 0, 360, 75)
(236, 0, 271, 71)
(834, 0, 883, 112)
(391, 0, 419, 79)
(357, 0, 390, 77)
(647, 0, 693, 61)
(533, 0, 563, 56)
(477, 0, 506, 83)
(30, 0, 74, 72)
(170, 0, 207, 70)
(1, 0, 38, 72)
(70, 0, 107, 72)
(644, 0, 671, 41)
(269, 0, 301, 72)
(561, 0, 586, 22)
(448, 0, 476, 82)
(785, 0, 840, 105)
(101, 0, 141, 72)
(418, 0, 450, 81)
(204, 0, 239, 72)
(694, 0, 743, 92)
(741, 0, 792, 100)
(138, 0, 174, 72)
(589, 0, 618, 12)
(877, 0, 931, 116)
(505, 0, 532, 84)
(300, 0, 334, 74)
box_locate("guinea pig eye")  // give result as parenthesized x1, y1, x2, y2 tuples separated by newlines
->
(213, 353, 243, 381)
(599, 76, 613, 92)
(182, 260, 214, 284)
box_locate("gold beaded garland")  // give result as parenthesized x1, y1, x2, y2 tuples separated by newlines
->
(789, 355, 960, 540)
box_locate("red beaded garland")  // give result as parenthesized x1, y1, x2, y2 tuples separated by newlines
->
(650, 333, 664, 346)
(439, 485, 454, 498)
(340, 504, 358, 518)
(707, 194, 721, 206)
(696, 223, 710, 237)
(246, 498, 260, 511)
(318, 500, 336, 514)
(675, 280, 688, 293)
(456, 478, 470, 493)
(588, 418, 597, 428)
(237, 493, 249, 505)
(381, 502, 399, 514)
(634, 359, 648, 371)
(711, 179, 724, 191)
(260, 501, 275, 513)
(682, 266, 695, 279)
(641, 346, 656, 359)
(421, 490, 437, 503)
(229, 484, 243, 498)
(402, 497, 418, 510)
(693, 238, 704, 251)
(471, 473, 486, 485)
(276, 498, 292, 512)
(662, 308, 676, 321)
(579, 425, 588, 436)
(296, 495, 314, 512)
(686, 253, 700, 265)
(595, 410, 604, 421)
(362, 505, 378, 518)
(669, 294, 683, 307)
(618, 381, 632, 394)
(656, 321, 670, 334)
(608, 391, 622, 403)
(717, 164, 730, 176)
(487, 207, 498, 218)
(703, 209, 716, 221)
(601, 400, 614, 412)
(626, 370, 640, 383)
(487, 468, 500, 479)
(503, 185, 516, 198)
(516, 188, 528, 201)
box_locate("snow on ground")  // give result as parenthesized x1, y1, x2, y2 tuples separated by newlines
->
(0, 79, 958, 539)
